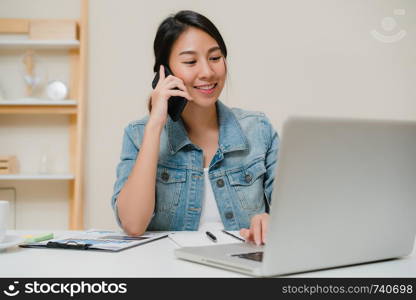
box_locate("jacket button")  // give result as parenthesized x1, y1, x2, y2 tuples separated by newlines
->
(245, 174, 252, 183)
(161, 171, 170, 182)
(216, 179, 224, 187)
(225, 212, 234, 219)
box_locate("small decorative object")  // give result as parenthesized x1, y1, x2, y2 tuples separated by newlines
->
(38, 153, 49, 174)
(0, 156, 19, 175)
(0, 86, 5, 101)
(22, 50, 41, 97)
(46, 80, 68, 101)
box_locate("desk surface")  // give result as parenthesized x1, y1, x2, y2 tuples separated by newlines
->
(1, 230, 416, 278)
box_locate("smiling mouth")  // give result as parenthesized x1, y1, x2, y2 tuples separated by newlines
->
(194, 83, 217, 90)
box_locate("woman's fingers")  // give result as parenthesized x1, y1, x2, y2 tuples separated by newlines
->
(239, 228, 251, 241)
(162, 77, 193, 101)
(239, 217, 260, 245)
(239, 213, 269, 245)
(165, 79, 186, 92)
(158, 65, 165, 84)
(252, 216, 262, 246)
(168, 89, 192, 101)
(261, 216, 268, 244)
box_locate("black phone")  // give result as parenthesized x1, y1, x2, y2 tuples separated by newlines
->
(151, 65, 188, 122)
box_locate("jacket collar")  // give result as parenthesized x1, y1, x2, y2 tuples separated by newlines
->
(166, 100, 249, 155)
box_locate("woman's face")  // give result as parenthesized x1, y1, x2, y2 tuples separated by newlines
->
(169, 27, 226, 109)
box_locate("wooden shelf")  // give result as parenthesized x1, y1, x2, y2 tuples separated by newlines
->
(0, 98, 77, 105)
(0, 2, 88, 230)
(0, 40, 80, 50)
(0, 174, 75, 180)
(0, 98, 77, 114)
(0, 106, 77, 115)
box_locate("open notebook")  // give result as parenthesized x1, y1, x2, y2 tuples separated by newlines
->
(169, 230, 245, 247)
(168, 222, 245, 247)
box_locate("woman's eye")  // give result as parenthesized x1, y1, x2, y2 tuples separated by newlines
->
(183, 56, 221, 65)
(210, 56, 222, 61)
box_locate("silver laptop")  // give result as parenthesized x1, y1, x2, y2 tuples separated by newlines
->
(175, 117, 416, 277)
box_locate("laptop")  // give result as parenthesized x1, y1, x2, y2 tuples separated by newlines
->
(174, 117, 416, 277)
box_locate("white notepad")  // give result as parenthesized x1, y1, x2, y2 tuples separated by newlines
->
(168, 230, 245, 247)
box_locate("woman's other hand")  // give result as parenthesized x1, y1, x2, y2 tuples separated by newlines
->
(239, 213, 269, 246)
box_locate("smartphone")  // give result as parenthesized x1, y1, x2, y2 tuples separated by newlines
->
(151, 65, 188, 122)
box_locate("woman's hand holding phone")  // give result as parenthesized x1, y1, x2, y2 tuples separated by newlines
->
(148, 65, 192, 127)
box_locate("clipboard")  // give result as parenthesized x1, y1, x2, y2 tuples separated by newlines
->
(19, 230, 170, 252)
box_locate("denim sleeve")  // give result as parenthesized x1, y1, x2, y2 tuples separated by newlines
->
(262, 115, 280, 212)
(111, 124, 139, 228)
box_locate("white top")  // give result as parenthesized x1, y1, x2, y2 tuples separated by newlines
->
(198, 168, 223, 231)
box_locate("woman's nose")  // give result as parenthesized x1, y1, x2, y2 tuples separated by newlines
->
(198, 60, 215, 79)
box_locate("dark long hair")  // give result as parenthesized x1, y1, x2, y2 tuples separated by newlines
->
(148, 10, 228, 112)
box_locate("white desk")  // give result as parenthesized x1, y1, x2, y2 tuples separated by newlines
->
(1, 231, 415, 278)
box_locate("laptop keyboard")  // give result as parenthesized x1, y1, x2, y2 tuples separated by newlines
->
(232, 251, 264, 262)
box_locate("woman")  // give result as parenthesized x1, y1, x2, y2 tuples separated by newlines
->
(111, 10, 279, 246)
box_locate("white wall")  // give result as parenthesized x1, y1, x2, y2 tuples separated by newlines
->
(1, 0, 415, 230)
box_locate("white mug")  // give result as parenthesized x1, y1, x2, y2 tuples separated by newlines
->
(0, 200, 9, 243)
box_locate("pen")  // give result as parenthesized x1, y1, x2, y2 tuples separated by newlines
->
(205, 231, 217, 243)
(221, 230, 245, 242)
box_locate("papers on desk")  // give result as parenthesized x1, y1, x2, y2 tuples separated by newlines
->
(169, 230, 245, 247)
(20, 230, 169, 252)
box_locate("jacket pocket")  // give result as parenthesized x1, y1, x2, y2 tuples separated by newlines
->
(155, 166, 186, 212)
(227, 159, 266, 211)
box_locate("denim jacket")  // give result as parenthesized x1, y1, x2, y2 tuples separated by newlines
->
(111, 100, 279, 231)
